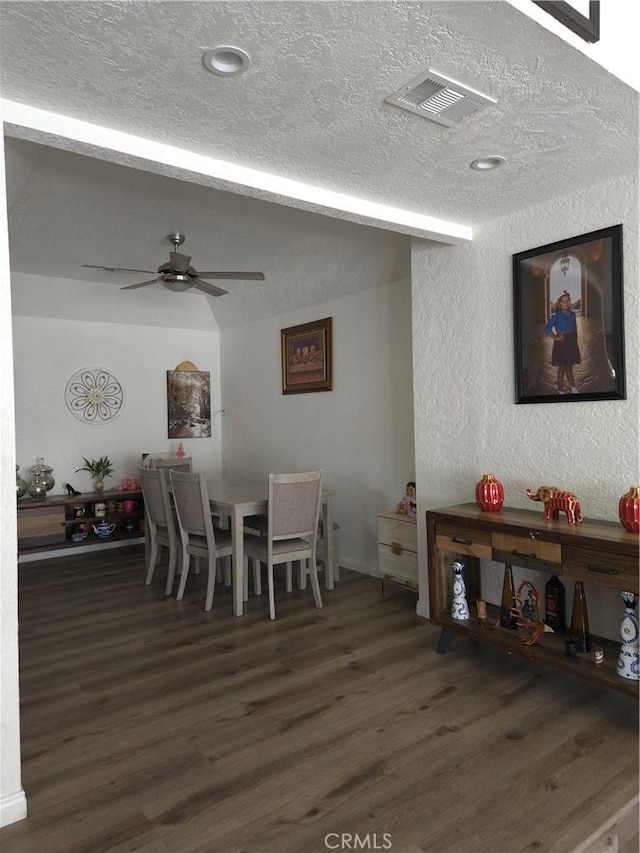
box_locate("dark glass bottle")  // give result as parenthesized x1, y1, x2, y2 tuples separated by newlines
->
(544, 575, 566, 633)
(500, 564, 517, 629)
(570, 581, 591, 653)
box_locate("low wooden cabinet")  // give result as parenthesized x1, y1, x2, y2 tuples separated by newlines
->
(426, 503, 639, 698)
(377, 511, 418, 590)
(17, 488, 144, 556)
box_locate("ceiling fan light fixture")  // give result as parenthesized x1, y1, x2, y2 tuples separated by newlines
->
(162, 278, 194, 293)
(202, 46, 251, 76)
(470, 155, 506, 171)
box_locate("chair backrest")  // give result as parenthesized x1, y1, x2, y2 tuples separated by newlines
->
(170, 470, 216, 542)
(138, 467, 174, 533)
(269, 470, 323, 542)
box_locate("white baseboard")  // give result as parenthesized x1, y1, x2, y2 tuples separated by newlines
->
(19, 537, 144, 564)
(0, 790, 27, 827)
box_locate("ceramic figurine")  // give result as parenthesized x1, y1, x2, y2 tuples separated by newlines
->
(526, 486, 583, 524)
(618, 486, 640, 533)
(176, 441, 186, 458)
(617, 591, 639, 681)
(451, 561, 469, 620)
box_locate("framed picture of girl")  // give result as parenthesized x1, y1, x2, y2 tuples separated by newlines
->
(513, 225, 625, 404)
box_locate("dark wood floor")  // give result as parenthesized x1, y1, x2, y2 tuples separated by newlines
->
(1, 547, 638, 853)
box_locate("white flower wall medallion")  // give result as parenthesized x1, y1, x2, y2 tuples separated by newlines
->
(65, 368, 124, 423)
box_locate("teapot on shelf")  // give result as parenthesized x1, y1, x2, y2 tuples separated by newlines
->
(92, 520, 116, 538)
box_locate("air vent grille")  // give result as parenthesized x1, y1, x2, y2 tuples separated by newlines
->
(386, 68, 496, 127)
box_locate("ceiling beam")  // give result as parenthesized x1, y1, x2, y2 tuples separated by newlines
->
(2, 99, 472, 246)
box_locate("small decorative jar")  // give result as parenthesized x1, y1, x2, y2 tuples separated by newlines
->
(618, 486, 640, 534)
(32, 457, 55, 492)
(475, 473, 504, 512)
(16, 465, 28, 500)
(27, 469, 48, 500)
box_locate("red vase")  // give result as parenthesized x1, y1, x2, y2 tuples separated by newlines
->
(619, 486, 640, 533)
(476, 474, 504, 512)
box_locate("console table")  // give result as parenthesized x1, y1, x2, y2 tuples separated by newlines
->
(426, 503, 639, 698)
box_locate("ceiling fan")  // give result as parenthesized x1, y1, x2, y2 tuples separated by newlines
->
(82, 233, 265, 297)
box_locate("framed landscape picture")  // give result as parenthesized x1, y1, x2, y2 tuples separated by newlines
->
(167, 369, 211, 437)
(513, 224, 625, 404)
(281, 317, 333, 394)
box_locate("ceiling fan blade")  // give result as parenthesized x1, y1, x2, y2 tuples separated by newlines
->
(169, 252, 192, 273)
(120, 278, 159, 290)
(83, 264, 156, 274)
(196, 271, 265, 280)
(193, 279, 229, 297)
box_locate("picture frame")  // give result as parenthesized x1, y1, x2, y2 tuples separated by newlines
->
(513, 224, 625, 404)
(533, 1, 600, 43)
(167, 369, 211, 437)
(281, 317, 333, 394)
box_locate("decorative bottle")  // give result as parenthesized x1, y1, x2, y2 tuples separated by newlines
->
(500, 563, 517, 629)
(569, 581, 591, 653)
(618, 486, 640, 534)
(451, 561, 470, 620)
(544, 575, 566, 633)
(616, 591, 639, 681)
(475, 474, 504, 512)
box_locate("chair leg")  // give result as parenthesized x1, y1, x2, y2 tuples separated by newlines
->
(308, 556, 323, 610)
(165, 544, 177, 596)
(285, 562, 293, 593)
(205, 552, 216, 611)
(176, 547, 191, 600)
(253, 558, 262, 596)
(299, 559, 308, 590)
(243, 557, 249, 602)
(268, 563, 276, 620)
(145, 537, 159, 585)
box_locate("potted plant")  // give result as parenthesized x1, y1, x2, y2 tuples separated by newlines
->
(75, 456, 114, 493)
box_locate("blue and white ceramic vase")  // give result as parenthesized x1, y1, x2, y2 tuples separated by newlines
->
(451, 560, 470, 620)
(617, 591, 639, 681)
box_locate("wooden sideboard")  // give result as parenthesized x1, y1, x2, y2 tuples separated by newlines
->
(17, 488, 144, 556)
(426, 503, 639, 697)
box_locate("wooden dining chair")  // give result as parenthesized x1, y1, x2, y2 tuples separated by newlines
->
(170, 470, 233, 611)
(243, 470, 323, 620)
(138, 467, 179, 596)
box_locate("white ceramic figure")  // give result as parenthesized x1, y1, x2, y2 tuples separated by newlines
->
(451, 560, 470, 620)
(617, 591, 639, 681)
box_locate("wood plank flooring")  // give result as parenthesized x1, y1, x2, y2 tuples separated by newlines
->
(1, 547, 638, 853)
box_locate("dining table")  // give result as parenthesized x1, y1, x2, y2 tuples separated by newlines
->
(204, 478, 337, 617)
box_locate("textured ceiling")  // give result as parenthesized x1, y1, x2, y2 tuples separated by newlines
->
(1, 1, 637, 328)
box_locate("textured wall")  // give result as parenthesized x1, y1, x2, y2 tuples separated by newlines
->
(412, 172, 639, 638)
(220, 279, 415, 574)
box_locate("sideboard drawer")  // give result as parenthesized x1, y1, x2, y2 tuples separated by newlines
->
(435, 524, 492, 559)
(17, 505, 65, 539)
(492, 532, 561, 570)
(378, 543, 418, 585)
(562, 546, 639, 593)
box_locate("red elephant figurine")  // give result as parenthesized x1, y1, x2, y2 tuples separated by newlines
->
(526, 486, 583, 524)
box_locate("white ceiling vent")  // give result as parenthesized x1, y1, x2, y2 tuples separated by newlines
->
(385, 68, 496, 127)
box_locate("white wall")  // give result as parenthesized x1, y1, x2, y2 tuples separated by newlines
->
(12, 309, 223, 507)
(412, 172, 639, 640)
(0, 101, 26, 827)
(220, 278, 415, 574)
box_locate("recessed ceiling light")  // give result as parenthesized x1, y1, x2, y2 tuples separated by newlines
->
(470, 155, 506, 171)
(202, 46, 251, 76)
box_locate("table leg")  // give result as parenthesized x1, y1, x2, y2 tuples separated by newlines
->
(231, 508, 244, 617)
(324, 494, 335, 590)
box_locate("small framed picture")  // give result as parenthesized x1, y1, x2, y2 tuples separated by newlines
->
(513, 224, 625, 404)
(281, 317, 333, 394)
